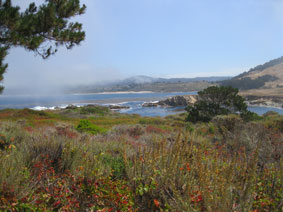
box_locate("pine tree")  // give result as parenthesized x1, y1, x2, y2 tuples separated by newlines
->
(0, 0, 86, 93)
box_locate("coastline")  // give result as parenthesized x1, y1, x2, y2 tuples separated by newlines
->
(246, 102, 283, 109)
(73, 91, 154, 95)
(1, 92, 283, 116)
(72, 90, 198, 95)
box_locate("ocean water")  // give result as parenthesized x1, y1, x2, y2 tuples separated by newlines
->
(109, 101, 283, 117)
(0, 92, 282, 117)
(248, 106, 283, 115)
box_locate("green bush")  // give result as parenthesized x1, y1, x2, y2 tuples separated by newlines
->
(262, 111, 279, 117)
(80, 105, 109, 115)
(186, 86, 248, 123)
(76, 119, 107, 135)
(241, 111, 262, 122)
(101, 154, 126, 180)
(19, 108, 49, 117)
(139, 118, 164, 125)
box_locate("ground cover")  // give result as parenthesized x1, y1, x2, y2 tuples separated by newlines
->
(0, 106, 282, 211)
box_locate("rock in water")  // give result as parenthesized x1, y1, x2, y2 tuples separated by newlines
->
(142, 95, 198, 107)
(159, 95, 198, 107)
(142, 101, 159, 107)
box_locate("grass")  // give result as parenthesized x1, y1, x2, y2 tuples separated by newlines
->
(0, 106, 282, 211)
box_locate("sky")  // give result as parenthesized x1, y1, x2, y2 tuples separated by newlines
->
(3, 0, 283, 94)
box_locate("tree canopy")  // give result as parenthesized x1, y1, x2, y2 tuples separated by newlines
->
(186, 86, 249, 123)
(0, 0, 86, 93)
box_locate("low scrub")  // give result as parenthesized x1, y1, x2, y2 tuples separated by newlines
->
(80, 105, 110, 115)
(76, 119, 107, 135)
(0, 110, 282, 211)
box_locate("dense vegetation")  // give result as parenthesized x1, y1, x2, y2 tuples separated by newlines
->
(221, 75, 278, 90)
(0, 105, 282, 211)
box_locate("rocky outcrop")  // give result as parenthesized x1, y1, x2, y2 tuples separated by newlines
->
(159, 95, 197, 107)
(66, 105, 78, 109)
(142, 95, 198, 107)
(142, 101, 159, 107)
(245, 96, 283, 108)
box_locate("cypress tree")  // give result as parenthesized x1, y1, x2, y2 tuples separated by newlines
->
(0, 0, 86, 92)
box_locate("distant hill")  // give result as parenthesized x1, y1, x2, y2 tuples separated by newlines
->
(120, 75, 232, 85)
(221, 57, 283, 93)
(236, 56, 283, 78)
(121, 76, 162, 84)
(70, 76, 231, 93)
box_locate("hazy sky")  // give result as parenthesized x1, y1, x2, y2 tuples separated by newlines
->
(3, 0, 283, 94)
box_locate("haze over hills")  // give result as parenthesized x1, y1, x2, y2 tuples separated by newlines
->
(73, 55, 283, 95)
(121, 75, 232, 84)
(71, 76, 232, 93)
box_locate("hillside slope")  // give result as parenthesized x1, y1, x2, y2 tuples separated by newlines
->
(241, 63, 283, 89)
(221, 56, 283, 96)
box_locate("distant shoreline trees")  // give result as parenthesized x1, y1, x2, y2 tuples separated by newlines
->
(220, 75, 278, 90)
(0, 0, 86, 93)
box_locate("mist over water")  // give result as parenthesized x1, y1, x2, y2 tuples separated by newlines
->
(3, 60, 123, 96)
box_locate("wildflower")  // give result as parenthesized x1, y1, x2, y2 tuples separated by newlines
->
(154, 199, 160, 207)
(53, 200, 61, 207)
(78, 166, 84, 171)
(8, 144, 16, 149)
(186, 163, 191, 171)
(191, 191, 203, 203)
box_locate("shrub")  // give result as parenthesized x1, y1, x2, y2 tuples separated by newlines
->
(241, 111, 262, 122)
(124, 131, 283, 212)
(0, 154, 135, 212)
(101, 154, 126, 180)
(262, 111, 279, 117)
(0, 134, 10, 150)
(16, 108, 49, 117)
(80, 105, 109, 115)
(212, 114, 243, 131)
(145, 125, 165, 134)
(186, 86, 248, 123)
(76, 119, 107, 135)
(139, 118, 164, 125)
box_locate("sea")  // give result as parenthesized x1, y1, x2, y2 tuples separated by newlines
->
(0, 92, 282, 117)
